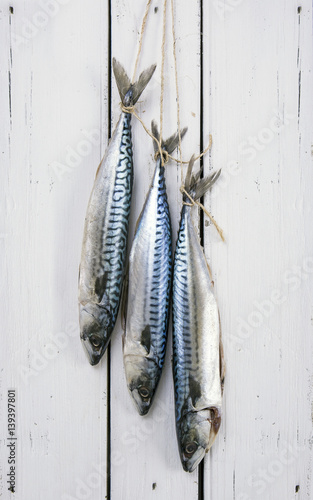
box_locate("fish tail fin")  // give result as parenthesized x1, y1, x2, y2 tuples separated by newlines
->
(184, 155, 221, 201)
(151, 120, 188, 155)
(113, 58, 156, 106)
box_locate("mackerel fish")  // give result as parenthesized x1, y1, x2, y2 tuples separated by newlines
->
(122, 121, 187, 415)
(172, 156, 225, 472)
(79, 59, 156, 365)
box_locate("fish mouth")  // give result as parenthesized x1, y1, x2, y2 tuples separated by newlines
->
(124, 355, 161, 416)
(131, 388, 152, 416)
(81, 336, 106, 366)
(79, 306, 110, 365)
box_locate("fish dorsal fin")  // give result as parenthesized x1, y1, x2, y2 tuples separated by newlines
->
(188, 373, 202, 407)
(141, 325, 151, 354)
(120, 263, 129, 332)
(94, 273, 108, 303)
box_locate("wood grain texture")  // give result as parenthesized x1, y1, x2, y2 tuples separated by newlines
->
(0, 1, 312, 499)
(203, 1, 313, 499)
(1, 2, 108, 499)
(109, 1, 201, 498)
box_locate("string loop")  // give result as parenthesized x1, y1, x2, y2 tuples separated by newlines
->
(120, 104, 135, 114)
(154, 149, 169, 164)
(120, 103, 212, 166)
(180, 186, 225, 242)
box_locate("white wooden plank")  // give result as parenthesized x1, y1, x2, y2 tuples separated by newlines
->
(0, 2, 108, 499)
(109, 1, 201, 498)
(1, 0, 312, 499)
(203, 1, 313, 498)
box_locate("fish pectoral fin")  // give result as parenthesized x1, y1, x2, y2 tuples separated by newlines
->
(120, 263, 129, 332)
(208, 407, 222, 442)
(140, 325, 151, 354)
(188, 373, 202, 407)
(94, 272, 109, 304)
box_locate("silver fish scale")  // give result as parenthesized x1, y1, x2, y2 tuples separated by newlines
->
(125, 159, 171, 367)
(100, 123, 132, 320)
(173, 205, 222, 423)
(79, 112, 132, 325)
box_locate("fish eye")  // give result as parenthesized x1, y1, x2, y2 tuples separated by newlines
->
(138, 386, 150, 399)
(90, 335, 102, 348)
(184, 442, 198, 457)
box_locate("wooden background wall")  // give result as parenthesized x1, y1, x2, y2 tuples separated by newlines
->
(0, 0, 312, 499)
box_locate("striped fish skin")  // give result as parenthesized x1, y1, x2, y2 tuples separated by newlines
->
(79, 109, 133, 365)
(123, 156, 172, 415)
(173, 200, 223, 472)
(78, 59, 156, 365)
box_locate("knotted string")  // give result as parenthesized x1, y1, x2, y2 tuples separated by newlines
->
(170, 0, 224, 243)
(121, 0, 224, 242)
(120, 104, 213, 166)
(180, 186, 225, 242)
(120, 0, 212, 168)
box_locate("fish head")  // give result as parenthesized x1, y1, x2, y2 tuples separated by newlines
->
(124, 355, 161, 416)
(79, 304, 112, 365)
(177, 407, 221, 472)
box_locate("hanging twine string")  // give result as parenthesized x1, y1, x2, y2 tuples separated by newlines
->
(121, 102, 212, 167)
(170, 0, 212, 173)
(132, 0, 153, 83)
(127, 0, 164, 164)
(169, 0, 224, 242)
(120, 0, 212, 167)
(121, 104, 164, 160)
(121, 0, 224, 242)
(170, 0, 183, 179)
(159, 0, 168, 145)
